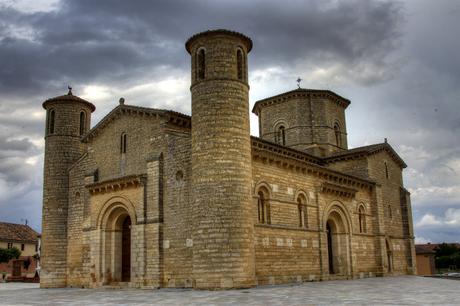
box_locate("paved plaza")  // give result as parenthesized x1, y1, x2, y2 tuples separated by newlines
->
(0, 276, 459, 305)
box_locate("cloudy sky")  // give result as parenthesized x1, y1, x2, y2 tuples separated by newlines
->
(0, 0, 459, 243)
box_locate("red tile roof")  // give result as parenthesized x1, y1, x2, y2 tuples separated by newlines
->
(0, 222, 39, 243)
(415, 243, 460, 254)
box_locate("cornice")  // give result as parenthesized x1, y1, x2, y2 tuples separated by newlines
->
(251, 137, 375, 192)
(86, 174, 146, 195)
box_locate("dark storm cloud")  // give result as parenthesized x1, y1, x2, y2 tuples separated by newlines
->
(1, 0, 458, 244)
(0, 0, 404, 97)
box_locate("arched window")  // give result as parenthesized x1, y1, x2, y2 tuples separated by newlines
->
(120, 133, 127, 154)
(388, 205, 392, 219)
(257, 187, 270, 224)
(359, 205, 366, 233)
(297, 194, 307, 228)
(384, 162, 389, 179)
(79, 111, 86, 136)
(275, 125, 286, 145)
(334, 122, 341, 147)
(48, 109, 55, 134)
(237, 49, 244, 80)
(197, 48, 206, 80)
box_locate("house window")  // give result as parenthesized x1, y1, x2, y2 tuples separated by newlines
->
(48, 109, 55, 134)
(388, 205, 393, 219)
(237, 49, 244, 80)
(385, 162, 389, 179)
(257, 187, 270, 224)
(334, 122, 341, 147)
(297, 194, 307, 228)
(35, 244, 38, 252)
(120, 133, 127, 154)
(197, 48, 206, 80)
(7, 243, 13, 249)
(276, 125, 286, 145)
(79, 111, 86, 136)
(359, 206, 366, 233)
(21, 244, 25, 251)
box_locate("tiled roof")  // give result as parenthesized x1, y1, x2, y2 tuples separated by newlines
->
(0, 222, 39, 243)
(252, 88, 350, 115)
(185, 29, 253, 53)
(323, 142, 407, 168)
(415, 245, 437, 254)
(82, 104, 191, 142)
(415, 243, 460, 254)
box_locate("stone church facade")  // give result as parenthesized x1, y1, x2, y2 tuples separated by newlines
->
(41, 29, 416, 289)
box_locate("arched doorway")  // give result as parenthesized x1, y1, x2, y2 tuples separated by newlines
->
(325, 208, 351, 277)
(102, 206, 132, 284)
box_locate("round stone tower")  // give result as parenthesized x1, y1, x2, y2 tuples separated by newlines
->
(41, 88, 95, 288)
(186, 30, 256, 289)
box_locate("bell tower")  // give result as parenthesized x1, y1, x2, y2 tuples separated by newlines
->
(186, 30, 256, 289)
(41, 88, 95, 288)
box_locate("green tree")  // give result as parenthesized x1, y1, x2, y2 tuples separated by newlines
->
(435, 243, 460, 257)
(0, 247, 21, 263)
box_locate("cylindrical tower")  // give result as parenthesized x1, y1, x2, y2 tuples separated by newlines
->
(41, 88, 95, 288)
(186, 29, 255, 289)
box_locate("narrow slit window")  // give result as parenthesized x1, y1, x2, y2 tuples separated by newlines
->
(385, 162, 389, 179)
(197, 48, 206, 80)
(79, 111, 86, 136)
(49, 109, 55, 134)
(237, 49, 243, 80)
(120, 133, 127, 154)
(359, 206, 366, 233)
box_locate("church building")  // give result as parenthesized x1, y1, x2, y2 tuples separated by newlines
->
(40, 29, 416, 289)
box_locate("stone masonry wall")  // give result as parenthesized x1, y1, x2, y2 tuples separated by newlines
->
(251, 156, 379, 284)
(41, 100, 92, 288)
(259, 95, 347, 156)
(367, 151, 414, 274)
(189, 31, 256, 289)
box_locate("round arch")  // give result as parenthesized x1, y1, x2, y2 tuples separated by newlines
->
(322, 200, 352, 233)
(323, 201, 353, 277)
(96, 196, 137, 285)
(253, 181, 273, 198)
(294, 189, 309, 203)
(96, 196, 137, 230)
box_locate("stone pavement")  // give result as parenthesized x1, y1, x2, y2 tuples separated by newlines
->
(0, 276, 459, 305)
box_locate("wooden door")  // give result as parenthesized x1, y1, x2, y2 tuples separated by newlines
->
(12, 260, 22, 277)
(121, 216, 131, 282)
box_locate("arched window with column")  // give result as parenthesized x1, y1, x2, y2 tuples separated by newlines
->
(257, 187, 270, 224)
(334, 122, 341, 147)
(297, 193, 308, 228)
(275, 125, 286, 145)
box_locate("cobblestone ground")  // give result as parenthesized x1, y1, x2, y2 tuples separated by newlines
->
(0, 276, 459, 305)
